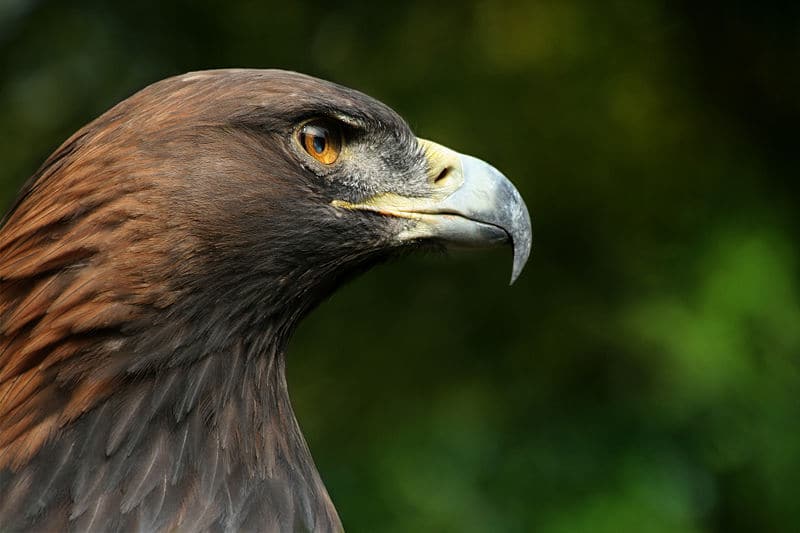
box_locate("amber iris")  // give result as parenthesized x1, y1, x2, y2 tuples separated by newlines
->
(299, 121, 342, 164)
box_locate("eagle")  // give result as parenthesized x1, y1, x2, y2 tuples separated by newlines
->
(0, 69, 531, 532)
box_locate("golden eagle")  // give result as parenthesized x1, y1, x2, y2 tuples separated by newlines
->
(0, 70, 531, 531)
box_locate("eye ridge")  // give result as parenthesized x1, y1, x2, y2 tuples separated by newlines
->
(299, 119, 342, 165)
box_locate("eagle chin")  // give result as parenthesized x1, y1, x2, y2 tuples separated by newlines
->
(0, 69, 531, 532)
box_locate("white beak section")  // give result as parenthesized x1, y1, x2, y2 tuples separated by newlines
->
(440, 153, 532, 284)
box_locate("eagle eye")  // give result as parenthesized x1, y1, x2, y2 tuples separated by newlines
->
(299, 120, 342, 165)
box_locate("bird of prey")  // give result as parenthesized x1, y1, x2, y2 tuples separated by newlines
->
(0, 69, 531, 532)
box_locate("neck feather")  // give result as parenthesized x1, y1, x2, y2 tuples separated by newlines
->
(0, 324, 342, 532)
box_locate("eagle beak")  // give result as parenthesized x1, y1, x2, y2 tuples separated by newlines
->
(332, 139, 532, 284)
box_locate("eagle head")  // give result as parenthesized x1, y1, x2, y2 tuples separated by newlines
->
(0, 69, 531, 532)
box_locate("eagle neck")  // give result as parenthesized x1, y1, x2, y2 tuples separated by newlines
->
(160, 319, 344, 532)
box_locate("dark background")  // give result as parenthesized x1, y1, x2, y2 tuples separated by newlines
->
(1, 1, 798, 531)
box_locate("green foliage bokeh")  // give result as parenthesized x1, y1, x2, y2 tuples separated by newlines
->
(1, 1, 798, 531)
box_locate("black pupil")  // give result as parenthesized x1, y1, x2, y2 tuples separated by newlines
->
(312, 132, 327, 153)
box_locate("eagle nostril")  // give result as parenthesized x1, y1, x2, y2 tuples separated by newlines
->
(433, 166, 452, 186)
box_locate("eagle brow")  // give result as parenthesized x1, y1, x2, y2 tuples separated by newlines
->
(328, 112, 367, 129)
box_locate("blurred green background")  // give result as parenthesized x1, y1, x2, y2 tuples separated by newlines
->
(1, 1, 798, 531)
